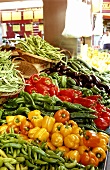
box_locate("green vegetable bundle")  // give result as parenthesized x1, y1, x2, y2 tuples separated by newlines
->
(16, 34, 65, 61)
(0, 50, 24, 93)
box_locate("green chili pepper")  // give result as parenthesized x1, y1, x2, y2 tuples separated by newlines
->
(33, 152, 37, 160)
(0, 157, 3, 167)
(78, 124, 97, 132)
(3, 158, 17, 164)
(63, 101, 95, 112)
(65, 160, 77, 169)
(60, 75, 67, 88)
(37, 153, 41, 160)
(44, 103, 63, 111)
(25, 160, 37, 168)
(41, 156, 58, 163)
(21, 91, 37, 109)
(35, 159, 48, 165)
(41, 166, 45, 170)
(16, 157, 25, 163)
(7, 154, 13, 158)
(16, 149, 20, 156)
(0, 167, 8, 170)
(10, 147, 13, 154)
(2, 143, 22, 149)
(48, 154, 65, 163)
(49, 165, 55, 170)
(32, 146, 46, 156)
(70, 112, 98, 119)
(67, 77, 76, 86)
(45, 150, 55, 155)
(21, 148, 28, 155)
(16, 163, 20, 170)
(19, 164, 28, 170)
(19, 153, 29, 160)
(0, 149, 7, 158)
(12, 149, 17, 158)
(27, 145, 32, 159)
(4, 162, 15, 170)
(16, 107, 30, 115)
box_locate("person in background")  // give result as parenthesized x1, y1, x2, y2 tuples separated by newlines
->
(101, 29, 110, 50)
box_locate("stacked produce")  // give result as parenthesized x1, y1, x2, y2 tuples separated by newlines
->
(0, 109, 109, 169)
(0, 36, 110, 169)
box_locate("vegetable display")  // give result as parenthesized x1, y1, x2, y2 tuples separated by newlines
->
(0, 38, 110, 170)
(0, 111, 109, 169)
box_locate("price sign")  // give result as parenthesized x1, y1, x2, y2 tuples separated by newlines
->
(2, 12, 11, 21)
(34, 8, 43, 19)
(25, 24, 33, 31)
(13, 25, 20, 32)
(12, 12, 21, 20)
(23, 11, 33, 20)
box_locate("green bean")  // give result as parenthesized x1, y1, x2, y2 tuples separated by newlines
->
(19, 153, 29, 160)
(27, 145, 32, 159)
(41, 166, 45, 170)
(19, 164, 28, 170)
(10, 147, 14, 154)
(3, 158, 17, 164)
(70, 112, 97, 119)
(21, 148, 28, 155)
(0, 149, 7, 158)
(16, 157, 25, 163)
(0, 157, 3, 167)
(16, 149, 20, 156)
(0, 167, 8, 170)
(48, 154, 65, 163)
(7, 154, 13, 158)
(35, 159, 48, 165)
(32, 146, 46, 156)
(21, 91, 36, 109)
(33, 152, 37, 160)
(25, 160, 37, 168)
(41, 156, 58, 163)
(16, 163, 20, 170)
(12, 149, 17, 158)
(4, 162, 15, 170)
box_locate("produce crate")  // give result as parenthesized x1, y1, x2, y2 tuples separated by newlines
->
(12, 57, 38, 78)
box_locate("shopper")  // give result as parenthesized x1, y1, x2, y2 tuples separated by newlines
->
(101, 29, 110, 50)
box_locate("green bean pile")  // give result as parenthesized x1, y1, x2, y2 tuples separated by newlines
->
(16, 35, 65, 61)
(0, 50, 24, 93)
(0, 131, 97, 170)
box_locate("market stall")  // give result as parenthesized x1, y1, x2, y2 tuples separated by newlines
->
(0, 34, 110, 170)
